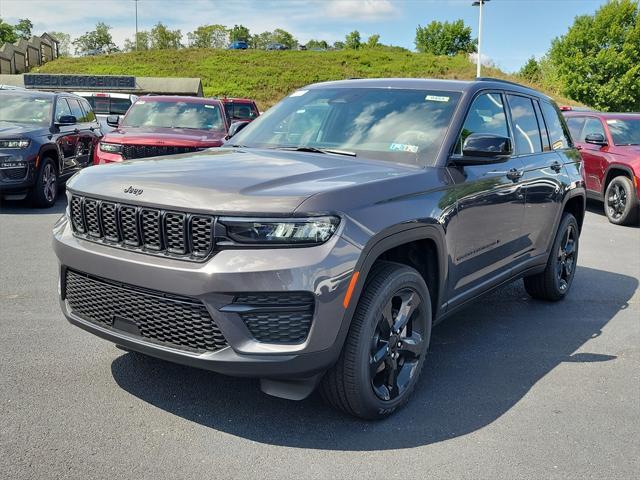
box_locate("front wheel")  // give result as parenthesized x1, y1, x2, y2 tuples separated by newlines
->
(320, 261, 432, 419)
(29, 158, 58, 208)
(524, 213, 579, 301)
(604, 176, 638, 226)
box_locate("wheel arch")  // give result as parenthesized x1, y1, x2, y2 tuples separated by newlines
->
(38, 144, 61, 172)
(602, 164, 636, 195)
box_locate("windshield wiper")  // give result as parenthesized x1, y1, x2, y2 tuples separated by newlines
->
(276, 146, 357, 157)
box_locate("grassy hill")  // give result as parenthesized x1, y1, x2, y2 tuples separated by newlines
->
(37, 48, 576, 109)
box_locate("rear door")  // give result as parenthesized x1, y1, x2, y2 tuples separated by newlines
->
(445, 91, 526, 305)
(507, 94, 566, 262)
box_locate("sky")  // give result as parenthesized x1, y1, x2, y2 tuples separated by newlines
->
(0, 0, 610, 72)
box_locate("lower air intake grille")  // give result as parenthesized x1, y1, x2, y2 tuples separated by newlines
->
(231, 292, 315, 344)
(64, 269, 228, 353)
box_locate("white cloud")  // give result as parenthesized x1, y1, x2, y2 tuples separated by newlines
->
(325, 0, 399, 20)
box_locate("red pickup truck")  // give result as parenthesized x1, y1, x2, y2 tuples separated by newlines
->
(94, 96, 229, 164)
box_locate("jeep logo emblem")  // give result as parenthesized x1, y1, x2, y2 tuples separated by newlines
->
(124, 186, 143, 195)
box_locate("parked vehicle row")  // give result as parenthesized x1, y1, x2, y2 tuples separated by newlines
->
(0, 89, 260, 206)
(53, 78, 587, 419)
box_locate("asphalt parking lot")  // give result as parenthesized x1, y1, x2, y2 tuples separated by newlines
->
(1, 197, 638, 480)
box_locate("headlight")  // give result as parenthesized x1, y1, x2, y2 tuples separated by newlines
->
(0, 139, 30, 149)
(219, 216, 340, 245)
(99, 142, 123, 153)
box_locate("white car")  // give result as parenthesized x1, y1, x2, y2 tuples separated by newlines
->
(72, 92, 138, 132)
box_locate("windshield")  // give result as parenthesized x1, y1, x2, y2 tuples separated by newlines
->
(607, 118, 640, 146)
(232, 87, 462, 165)
(121, 100, 225, 131)
(0, 93, 52, 126)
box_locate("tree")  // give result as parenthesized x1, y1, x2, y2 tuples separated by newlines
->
(229, 24, 250, 43)
(365, 34, 381, 48)
(518, 56, 541, 82)
(149, 22, 182, 49)
(549, 0, 639, 112)
(345, 30, 361, 49)
(123, 31, 150, 52)
(415, 19, 476, 55)
(187, 24, 228, 49)
(0, 18, 17, 44)
(250, 31, 273, 49)
(49, 31, 72, 56)
(271, 28, 297, 49)
(73, 23, 117, 55)
(14, 19, 33, 39)
(332, 41, 345, 50)
(306, 39, 329, 50)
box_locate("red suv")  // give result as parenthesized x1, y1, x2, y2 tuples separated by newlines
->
(94, 96, 228, 164)
(564, 111, 639, 225)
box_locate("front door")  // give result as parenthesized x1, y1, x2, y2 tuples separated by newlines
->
(54, 98, 80, 175)
(445, 92, 526, 306)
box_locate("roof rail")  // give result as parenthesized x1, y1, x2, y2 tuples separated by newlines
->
(475, 77, 528, 88)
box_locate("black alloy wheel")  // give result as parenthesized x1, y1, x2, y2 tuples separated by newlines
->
(556, 223, 577, 293)
(370, 288, 426, 401)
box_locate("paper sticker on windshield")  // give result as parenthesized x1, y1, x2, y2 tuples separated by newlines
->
(606, 119, 618, 124)
(136, 100, 146, 104)
(290, 90, 308, 97)
(204, 104, 217, 109)
(34, 99, 48, 103)
(390, 143, 419, 153)
(425, 95, 450, 102)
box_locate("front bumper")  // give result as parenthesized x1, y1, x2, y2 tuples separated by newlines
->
(0, 152, 36, 194)
(53, 215, 362, 378)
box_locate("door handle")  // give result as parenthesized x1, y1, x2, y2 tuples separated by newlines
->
(506, 168, 523, 181)
(550, 161, 562, 173)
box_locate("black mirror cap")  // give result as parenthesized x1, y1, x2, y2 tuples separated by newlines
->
(585, 133, 607, 146)
(227, 120, 250, 139)
(462, 133, 513, 158)
(57, 115, 77, 126)
(106, 115, 120, 127)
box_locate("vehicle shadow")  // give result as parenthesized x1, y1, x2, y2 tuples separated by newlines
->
(0, 194, 67, 215)
(586, 199, 640, 228)
(111, 266, 637, 451)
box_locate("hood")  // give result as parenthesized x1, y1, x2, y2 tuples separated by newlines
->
(103, 126, 226, 146)
(0, 121, 49, 138)
(67, 148, 419, 214)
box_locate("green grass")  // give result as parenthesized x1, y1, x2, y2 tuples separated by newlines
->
(37, 48, 577, 109)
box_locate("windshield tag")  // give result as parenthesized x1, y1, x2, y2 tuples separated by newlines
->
(390, 143, 419, 153)
(425, 95, 450, 102)
(204, 104, 216, 109)
(290, 90, 308, 97)
(606, 119, 618, 124)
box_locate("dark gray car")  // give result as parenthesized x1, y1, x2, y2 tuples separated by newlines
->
(53, 78, 586, 419)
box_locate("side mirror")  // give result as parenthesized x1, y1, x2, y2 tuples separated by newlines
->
(56, 115, 77, 126)
(227, 120, 250, 139)
(585, 133, 607, 146)
(106, 115, 120, 127)
(462, 133, 512, 158)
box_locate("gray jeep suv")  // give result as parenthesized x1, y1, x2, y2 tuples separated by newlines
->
(53, 78, 586, 419)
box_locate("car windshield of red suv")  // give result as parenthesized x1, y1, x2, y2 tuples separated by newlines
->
(606, 118, 640, 146)
(0, 93, 52, 126)
(121, 100, 225, 131)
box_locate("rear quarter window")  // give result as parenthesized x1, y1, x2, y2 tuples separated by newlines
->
(541, 101, 572, 150)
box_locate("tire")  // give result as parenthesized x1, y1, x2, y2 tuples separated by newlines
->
(524, 213, 579, 301)
(29, 158, 58, 208)
(604, 176, 638, 226)
(320, 261, 432, 419)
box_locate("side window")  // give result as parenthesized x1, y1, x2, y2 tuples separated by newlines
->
(457, 92, 509, 153)
(66, 98, 85, 122)
(533, 100, 551, 151)
(581, 117, 606, 141)
(54, 98, 72, 121)
(506, 95, 542, 155)
(541, 101, 571, 150)
(79, 98, 96, 122)
(566, 117, 586, 143)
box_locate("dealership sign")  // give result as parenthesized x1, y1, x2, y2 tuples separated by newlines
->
(24, 74, 136, 90)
